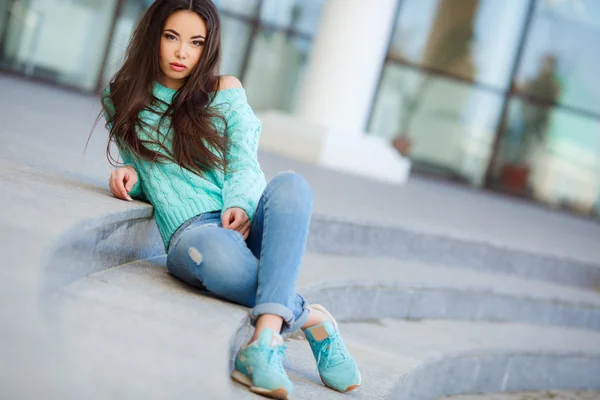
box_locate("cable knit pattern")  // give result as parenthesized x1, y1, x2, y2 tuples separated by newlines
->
(102, 82, 267, 251)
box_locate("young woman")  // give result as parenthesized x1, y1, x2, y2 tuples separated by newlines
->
(101, 1, 360, 398)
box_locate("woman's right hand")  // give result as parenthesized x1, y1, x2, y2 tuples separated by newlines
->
(109, 166, 138, 201)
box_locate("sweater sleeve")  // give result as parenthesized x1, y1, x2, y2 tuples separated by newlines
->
(102, 86, 146, 201)
(220, 91, 267, 221)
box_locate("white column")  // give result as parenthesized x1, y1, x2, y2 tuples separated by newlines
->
(258, 0, 411, 184)
(295, 0, 399, 135)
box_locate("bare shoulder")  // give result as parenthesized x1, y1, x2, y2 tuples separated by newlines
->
(218, 75, 243, 91)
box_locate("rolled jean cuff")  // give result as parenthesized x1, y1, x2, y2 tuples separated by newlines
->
(249, 299, 310, 336)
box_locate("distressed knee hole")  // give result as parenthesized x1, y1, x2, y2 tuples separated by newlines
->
(188, 247, 203, 265)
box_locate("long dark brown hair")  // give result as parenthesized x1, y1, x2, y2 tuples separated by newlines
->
(100, 0, 228, 176)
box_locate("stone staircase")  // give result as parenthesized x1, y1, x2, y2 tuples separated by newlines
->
(1, 75, 600, 399)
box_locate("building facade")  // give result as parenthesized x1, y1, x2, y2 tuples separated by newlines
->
(1, 0, 599, 217)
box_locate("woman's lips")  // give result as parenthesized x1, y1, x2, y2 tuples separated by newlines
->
(170, 63, 187, 72)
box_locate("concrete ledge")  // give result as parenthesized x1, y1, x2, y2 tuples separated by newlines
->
(393, 353, 600, 400)
(48, 261, 600, 399)
(258, 152, 600, 291)
(36, 196, 600, 335)
(40, 203, 600, 299)
(48, 261, 249, 399)
(40, 245, 600, 399)
(45, 230, 600, 334)
(44, 213, 162, 294)
(295, 253, 600, 331)
(307, 215, 600, 290)
(305, 285, 600, 331)
(39, 198, 600, 302)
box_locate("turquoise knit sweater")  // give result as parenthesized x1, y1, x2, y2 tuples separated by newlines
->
(103, 82, 267, 251)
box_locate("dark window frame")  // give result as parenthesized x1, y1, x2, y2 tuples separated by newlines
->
(368, 0, 600, 219)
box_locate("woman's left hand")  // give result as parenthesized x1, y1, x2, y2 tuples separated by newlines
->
(222, 207, 250, 240)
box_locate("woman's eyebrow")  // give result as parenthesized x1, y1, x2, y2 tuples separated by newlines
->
(164, 29, 205, 40)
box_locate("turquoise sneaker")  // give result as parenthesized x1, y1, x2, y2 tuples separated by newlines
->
(304, 304, 361, 392)
(231, 328, 293, 400)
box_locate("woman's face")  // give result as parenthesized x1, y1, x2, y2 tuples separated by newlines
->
(159, 10, 207, 90)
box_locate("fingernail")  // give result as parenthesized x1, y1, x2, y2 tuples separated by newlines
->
(126, 196, 133, 201)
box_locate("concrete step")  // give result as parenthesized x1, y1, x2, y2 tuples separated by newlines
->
(439, 390, 600, 400)
(48, 259, 600, 399)
(47, 260, 249, 399)
(297, 253, 600, 331)
(261, 152, 600, 291)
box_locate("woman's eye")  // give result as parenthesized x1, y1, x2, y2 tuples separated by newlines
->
(192, 40, 205, 47)
(165, 34, 176, 40)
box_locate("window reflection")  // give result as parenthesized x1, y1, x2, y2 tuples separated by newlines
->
(369, 63, 503, 185)
(492, 97, 600, 214)
(220, 16, 252, 77)
(212, 0, 259, 16)
(243, 28, 311, 112)
(389, 0, 528, 89)
(260, 0, 324, 35)
(2, 0, 118, 91)
(375, 0, 600, 218)
(101, 0, 146, 87)
(516, 0, 600, 114)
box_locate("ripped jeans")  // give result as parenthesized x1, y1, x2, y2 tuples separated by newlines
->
(166, 172, 312, 335)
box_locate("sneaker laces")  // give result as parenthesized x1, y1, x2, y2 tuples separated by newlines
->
(257, 344, 289, 373)
(315, 330, 346, 368)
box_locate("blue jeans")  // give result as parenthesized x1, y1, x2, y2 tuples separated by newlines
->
(166, 172, 312, 334)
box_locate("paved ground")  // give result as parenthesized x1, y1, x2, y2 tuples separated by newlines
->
(440, 390, 600, 400)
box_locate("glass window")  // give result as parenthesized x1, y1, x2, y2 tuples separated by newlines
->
(515, 0, 600, 115)
(260, 0, 324, 35)
(0, 1, 10, 43)
(491, 97, 600, 215)
(369, 63, 504, 185)
(101, 0, 147, 87)
(213, 0, 258, 17)
(243, 27, 311, 112)
(389, 0, 529, 89)
(219, 16, 252, 77)
(1, 0, 118, 91)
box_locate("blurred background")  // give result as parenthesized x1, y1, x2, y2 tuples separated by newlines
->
(2, 3, 600, 398)
(1, 0, 599, 219)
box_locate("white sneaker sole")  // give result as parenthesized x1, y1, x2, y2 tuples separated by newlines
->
(231, 370, 290, 400)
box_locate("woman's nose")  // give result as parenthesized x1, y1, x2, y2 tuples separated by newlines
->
(176, 45, 188, 60)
